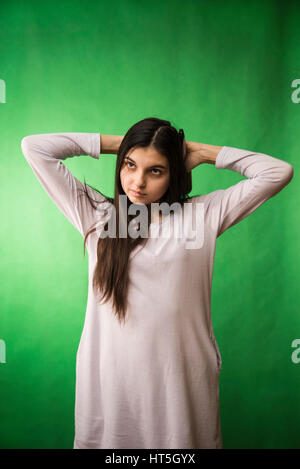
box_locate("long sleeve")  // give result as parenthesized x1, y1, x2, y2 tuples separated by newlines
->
(21, 132, 108, 238)
(200, 146, 294, 238)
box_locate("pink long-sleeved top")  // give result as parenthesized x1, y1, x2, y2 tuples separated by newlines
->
(21, 133, 293, 449)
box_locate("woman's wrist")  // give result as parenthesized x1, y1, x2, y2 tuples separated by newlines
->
(100, 135, 124, 154)
(198, 143, 223, 164)
(99, 135, 222, 167)
(186, 141, 223, 166)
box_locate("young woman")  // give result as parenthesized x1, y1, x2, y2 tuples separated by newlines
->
(21, 117, 293, 449)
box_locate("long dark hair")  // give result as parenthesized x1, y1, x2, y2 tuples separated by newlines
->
(78, 117, 192, 324)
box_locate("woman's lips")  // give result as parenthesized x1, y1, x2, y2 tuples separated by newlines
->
(131, 190, 146, 197)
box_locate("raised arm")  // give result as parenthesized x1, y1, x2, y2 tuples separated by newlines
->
(21, 132, 109, 238)
(100, 134, 124, 154)
(185, 141, 222, 170)
(189, 143, 294, 238)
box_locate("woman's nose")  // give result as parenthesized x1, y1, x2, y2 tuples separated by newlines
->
(134, 173, 146, 187)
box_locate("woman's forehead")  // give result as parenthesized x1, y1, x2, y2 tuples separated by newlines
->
(126, 146, 168, 164)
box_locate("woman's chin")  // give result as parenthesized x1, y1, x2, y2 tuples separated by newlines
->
(127, 193, 148, 205)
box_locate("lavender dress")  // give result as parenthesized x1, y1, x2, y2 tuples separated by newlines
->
(21, 133, 293, 449)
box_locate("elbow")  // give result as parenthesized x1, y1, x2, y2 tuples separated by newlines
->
(281, 162, 294, 185)
(270, 162, 294, 195)
(21, 135, 38, 157)
(265, 161, 294, 196)
(21, 136, 31, 155)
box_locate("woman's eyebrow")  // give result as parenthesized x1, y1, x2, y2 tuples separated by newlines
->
(124, 155, 167, 169)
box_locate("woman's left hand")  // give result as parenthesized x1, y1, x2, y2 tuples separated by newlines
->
(184, 141, 204, 172)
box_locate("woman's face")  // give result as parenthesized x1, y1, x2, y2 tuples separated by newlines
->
(120, 146, 170, 207)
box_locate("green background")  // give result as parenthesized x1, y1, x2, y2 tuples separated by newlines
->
(0, 0, 299, 449)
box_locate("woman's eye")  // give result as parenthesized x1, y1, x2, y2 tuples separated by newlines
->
(125, 161, 161, 175)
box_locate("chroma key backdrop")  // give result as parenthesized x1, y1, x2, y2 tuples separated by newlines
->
(0, 0, 299, 450)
